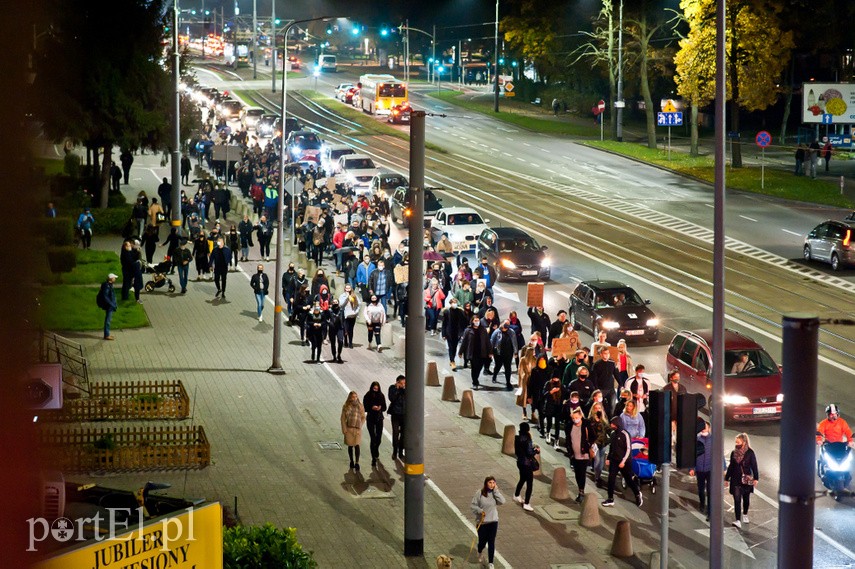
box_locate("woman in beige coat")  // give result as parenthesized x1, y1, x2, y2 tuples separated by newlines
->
(516, 347, 537, 420)
(341, 391, 366, 471)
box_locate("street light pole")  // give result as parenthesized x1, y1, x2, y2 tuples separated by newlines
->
(432, 24, 436, 84)
(252, 0, 257, 79)
(270, 0, 276, 92)
(170, 0, 182, 231)
(493, 0, 499, 112)
(405, 19, 409, 83)
(615, 0, 624, 141)
(270, 16, 332, 374)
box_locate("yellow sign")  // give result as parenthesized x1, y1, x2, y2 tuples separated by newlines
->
(35, 502, 222, 569)
(505, 92, 516, 97)
(662, 99, 677, 113)
(504, 82, 514, 92)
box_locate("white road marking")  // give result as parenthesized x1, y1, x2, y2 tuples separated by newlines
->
(516, 157, 526, 162)
(502, 152, 513, 157)
(492, 285, 520, 303)
(523, 142, 532, 147)
(738, 215, 758, 222)
(695, 528, 756, 559)
(704, 203, 715, 208)
(815, 528, 855, 561)
(782, 229, 801, 236)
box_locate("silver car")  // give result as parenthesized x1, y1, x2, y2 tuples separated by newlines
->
(804, 220, 855, 270)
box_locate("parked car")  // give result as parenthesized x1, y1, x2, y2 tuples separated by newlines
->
(429, 207, 489, 254)
(336, 154, 380, 194)
(321, 144, 356, 174)
(387, 103, 412, 125)
(335, 83, 355, 100)
(804, 220, 855, 271)
(477, 226, 550, 282)
(666, 329, 783, 422)
(568, 280, 659, 343)
(389, 186, 443, 226)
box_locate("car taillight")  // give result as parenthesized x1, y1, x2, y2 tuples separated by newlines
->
(844, 229, 851, 247)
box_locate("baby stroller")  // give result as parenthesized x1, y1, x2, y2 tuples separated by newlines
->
(629, 437, 657, 494)
(144, 258, 176, 293)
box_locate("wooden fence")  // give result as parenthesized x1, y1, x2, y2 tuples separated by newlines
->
(42, 380, 190, 421)
(39, 425, 210, 472)
(41, 331, 91, 394)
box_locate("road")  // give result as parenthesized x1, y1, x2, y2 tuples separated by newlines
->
(193, 62, 855, 567)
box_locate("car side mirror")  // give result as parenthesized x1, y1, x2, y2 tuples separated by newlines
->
(573, 322, 581, 331)
(483, 219, 491, 224)
(644, 299, 651, 305)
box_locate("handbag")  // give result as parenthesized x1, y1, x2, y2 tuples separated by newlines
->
(156, 211, 166, 224)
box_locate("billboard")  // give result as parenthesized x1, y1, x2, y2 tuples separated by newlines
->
(802, 83, 855, 124)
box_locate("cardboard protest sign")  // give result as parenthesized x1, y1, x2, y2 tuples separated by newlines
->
(527, 282, 544, 308)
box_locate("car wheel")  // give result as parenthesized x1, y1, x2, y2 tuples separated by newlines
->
(494, 265, 502, 284)
(831, 253, 841, 271)
(391, 210, 398, 224)
(803, 245, 812, 261)
(570, 308, 578, 329)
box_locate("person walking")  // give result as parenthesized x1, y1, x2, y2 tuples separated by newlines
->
(809, 138, 821, 179)
(528, 355, 550, 436)
(662, 369, 687, 452)
(620, 400, 646, 440)
(725, 432, 759, 529)
(110, 162, 122, 192)
(615, 339, 633, 385)
(516, 347, 537, 420)
(140, 224, 159, 264)
(180, 153, 192, 186)
(459, 315, 491, 389)
(690, 421, 713, 519)
(542, 376, 565, 449)
(97, 273, 119, 340)
(490, 320, 519, 389)
(602, 415, 643, 508)
(470, 476, 505, 569)
(255, 215, 272, 261)
(120, 149, 134, 185)
(513, 422, 539, 512)
(339, 283, 360, 348)
(388, 375, 406, 461)
(566, 408, 596, 503)
(294, 285, 312, 345)
(822, 137, 833, 172)
(587, 400, 611, 487)
(362, 382, 387, 467)
(423, 277, 445, 335)
(227, 226, 240, 270)
(364, 294, 387, 351)
(327, 300, 345, 363)
(193, 231, 210, 281)
(148, 197, 164, 230)
(238, 214, 254, 262)
(441, 298, 468, 371)
(794, 143, 806, 175)
(209, 237, 231, 300)
(306, 304, 327, 362)
(249, 264, 269, 322)
(76, 208, 95, 249)
(172, 238, 191, 294)
(590, 346, 620, 414)
(341, 391, 365, 471)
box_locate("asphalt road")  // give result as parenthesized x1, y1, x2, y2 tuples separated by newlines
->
(194, 62, 855, 567)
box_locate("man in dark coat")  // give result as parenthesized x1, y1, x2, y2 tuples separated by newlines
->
(459, 316, 491, 389)
(120, 149, 134, 185)
(208, 237, 232, 299)
(590, 347, 621, 414)
(98, 274, 119, 340)
(527, 306, 550, 341)
(602, 415, 642, 508)
(180, 153, 192, 186)
(547, 310, 568, 350)
(157, 177, 173, 218)
(388, 375, 406, 461)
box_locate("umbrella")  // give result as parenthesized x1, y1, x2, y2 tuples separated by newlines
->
(423, 250, 445, 261)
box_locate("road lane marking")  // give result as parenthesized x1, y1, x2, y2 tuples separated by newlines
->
(704, 203, 715, 208)
(523, 142, 531, 147)
(815, 528, 855, 561)
(782, 229, 801, 236)
(738, 215, 758, 222)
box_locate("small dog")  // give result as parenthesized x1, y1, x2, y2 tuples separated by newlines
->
(435, 554, 453, 568)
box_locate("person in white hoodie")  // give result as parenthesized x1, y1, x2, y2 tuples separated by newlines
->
(363, 294, 387, 352)
(339, 283, 361, 349)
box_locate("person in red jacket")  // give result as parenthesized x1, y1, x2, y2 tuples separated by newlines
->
(816, 404, 853, 445)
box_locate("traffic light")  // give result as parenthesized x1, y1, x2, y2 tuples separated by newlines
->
(274, 18, 281, 25)
(499, 57, 505, 65)
(326, 25, 332, 34)
(676, 393, 705, 468)
(648, 390, 671, 465)
(380, 28, 389, 37)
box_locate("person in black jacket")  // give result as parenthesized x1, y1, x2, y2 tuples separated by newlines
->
(547, 310, 568, 350)
(527, 355, 550, 437)
(567, 368, 595, 414)
(513, 422, 539, 511)
(602, 415, 642, 508)
(527, 306, 550, 340)
(209, 238, 231, 300)
(590, 347, 621, 414)
(388, 375, 406, 461)
(293, 285, 312, 344)
(250, 264, 269, 322)
(565, 408, 596, 503)
(327, 300, 345, 363)
(725, 432, 759, 529)
(305, 303, 327, 362)
(542, 376, 565, 449)
(98, 274, 119, 340)
(459, 316, 491, 389)
(363, 381, 387, 467)
(441, 298, 468, 371)
(237, 214, 254, 262)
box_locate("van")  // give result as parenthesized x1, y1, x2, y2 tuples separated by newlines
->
(665, 329, 782, 422)
(318, 54, 337, 72)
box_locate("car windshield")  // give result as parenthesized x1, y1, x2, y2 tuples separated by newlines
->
(447, 213, 483, 226)
(380, 176, 407, 189)
(725, 349, 778, 376)
(498, 237, 539, 253)
(346, 158, 376, 169)
(330, 149, 354, 160)
(424, 190, 442, 210)
(292, 134, 320, 148)
(246, 109, 263, 117)
(595, 288, 644, 308)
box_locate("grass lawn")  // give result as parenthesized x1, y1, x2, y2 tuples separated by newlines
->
(586, 140, 855, 209)
(63, 249, 123, 285)
(35, 157, 65, 176)
(38, 285, 149, 332)
(427, 90, 601, 137)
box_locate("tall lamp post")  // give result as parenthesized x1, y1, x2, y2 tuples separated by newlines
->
(270, 15, 333, 374)
(615, 0, 624, 141)
(252, 0, 257, 79)
(170, 0, 182, 231)
(493, 0, 499, 112)
(270, 1, 277, 92)
(400, 24, 434, 82)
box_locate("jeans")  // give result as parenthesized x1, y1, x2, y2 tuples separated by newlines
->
(592, 446, 608, 482)
(367, 324, 382, 346)
(241, 246, 249, 260)
(425, 307, 439, 330)
(477, 521, 498, 564)
(329, 331, 343, 360)
(176, 264, 189, 291)
(366, 417, 383, 460)
(390, 415, 405, 458)
(104, 309, 115, 338)
(255, 293, 265, 317)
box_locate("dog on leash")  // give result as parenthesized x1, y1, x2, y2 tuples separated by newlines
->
(435, 554, 453, 568)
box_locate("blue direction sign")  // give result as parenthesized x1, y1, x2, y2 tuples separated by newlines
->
(755, 130, 771, 148)
(657, 112, 683, 126)
(822, 113, 834, 125)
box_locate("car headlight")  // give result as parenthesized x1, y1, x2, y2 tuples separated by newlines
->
(646, 318, 659, 327)
(541, 257, 551, 268)
(600, 320, 620, 330)
(723, 394, 751, 405)
(500, 259, 516, 269)
(776, 393, 784, 402)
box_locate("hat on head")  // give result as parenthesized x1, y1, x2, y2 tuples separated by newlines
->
(108, 273, 118, 280)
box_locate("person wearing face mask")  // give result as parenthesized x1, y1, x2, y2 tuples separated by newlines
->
(338, 284, 360, 349)
(528, 355, 550, 436)
(513, 422, 539, 512)
(362, 382, 387, 467)
(423, 278, 446, 336)
(306, 303, 328, 363)
(725, 433, 758, 528)
(355, 255, 376, 302)
(208, 237, 231, 300)
(294, 285, 312, 345)
(542, 376, 565, 449)
(459, 316, 491, 389)
(527, 306, 550, 343)
(602, 415, 643, 508)
(490, 320, 519, 390)
(587, 398, 611, 488)
(662, 369, 687, 442)
(310, 268, 329, 297)
(364, 294, 387, 351)
(282, 263, 297, 319)
(567, 367, 595, 413)
(565, 408, 596, 503)
(690, 421, 713, 519)
(327, 299, 345, 363)
(238, 214, 254, 262)
(590, 346, 620, 414)
(563, 350, 588, 387)
(367, 259, 393, 314)
(249, 264, 269, 322)
(441, 298, 468, 371)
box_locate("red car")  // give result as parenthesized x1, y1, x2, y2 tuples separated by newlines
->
(387, 102, 412, 125)
(288, 56, 301, 70)
(343, 87, 359, 105)
(665, 329, 783, 422)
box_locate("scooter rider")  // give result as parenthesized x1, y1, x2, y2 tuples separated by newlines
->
(817, 404, 854, 446)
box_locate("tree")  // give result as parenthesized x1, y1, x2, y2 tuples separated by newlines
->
(501, 0, 567, 81)
(673, 0, 793, 166)
(573, 1, 620, 139)
(31, 0, 172, 208)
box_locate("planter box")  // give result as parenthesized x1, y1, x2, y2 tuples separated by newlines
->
(43, 380, 190, 421)
(40, 425, 210, 472)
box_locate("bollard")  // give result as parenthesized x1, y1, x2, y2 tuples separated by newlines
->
(478, 407, 499, 436)
(426, 361, 440, 387)
(610, 520, 634, 557)
(549, 467, 571, 500)
(442, 376, 458, 402)
(306, 258, 317, 276)
(395, 334, 406, 359)
(579, 493, 601, 528)
(459, 390, 476, 418)
(501, 425, 516, 456)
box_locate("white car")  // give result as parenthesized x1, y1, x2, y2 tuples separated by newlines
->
(335, 83, 355, 101)
(429, 207, 490, 254)
(336, 154, 380, 195)
(240, 107, 265, 130)
(321, 143, 356, 174)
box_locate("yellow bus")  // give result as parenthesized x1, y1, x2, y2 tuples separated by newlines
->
(358, 74, 408, 115)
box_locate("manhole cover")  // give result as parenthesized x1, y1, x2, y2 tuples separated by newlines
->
(552, 565, 595, 569)
(317, 441, 342, 450)
(539, 504, 580, 522)
(356, 487, 395, 499)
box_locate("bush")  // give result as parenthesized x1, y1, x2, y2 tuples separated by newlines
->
(50, 175, 80, 199)
(47, 247, 78, 274)
(223, 524, 316, 569)
(96, 206, 134, 234)
(38, 218, 75, 246)
(63, 154, 81, 178)
(108, 192, 128, 207)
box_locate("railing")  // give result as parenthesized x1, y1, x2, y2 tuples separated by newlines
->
(41, 380, 190, 421)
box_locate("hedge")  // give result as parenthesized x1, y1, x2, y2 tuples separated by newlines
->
(223, 524, 316, 569)
(38, 218, 75, 247)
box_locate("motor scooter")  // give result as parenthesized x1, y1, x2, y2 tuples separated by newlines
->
(819, 442, 852, 501)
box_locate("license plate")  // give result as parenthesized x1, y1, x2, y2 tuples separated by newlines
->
(753, 406, 778, 415)
(625, 329, 645, 336)
(521, 270, 537, 276)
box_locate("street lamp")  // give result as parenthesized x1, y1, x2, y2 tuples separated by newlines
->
(400, 24, 435, 83)
(616, 0, 624, 141)
(493, 0, 499, 112)
(270, 15, 333, 374)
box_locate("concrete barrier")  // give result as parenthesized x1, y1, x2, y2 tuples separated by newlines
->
(610, 520, 633, 557)
(501, 425, 516, 456)
(426, 361, 440, 387)
(478, 407, 499, 436)
(394, 334, 406, 358)
(459, 390, 476, 418)
(549, 466, 571, 500)
(442, 376, 458, 402)
(579, 493, 601, 528)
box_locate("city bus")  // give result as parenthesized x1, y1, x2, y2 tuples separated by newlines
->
(358, 74, 408, 115)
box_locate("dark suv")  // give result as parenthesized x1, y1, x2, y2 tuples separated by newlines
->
(665, 329, 782, 422)
(476, 227, 550, 282)
(568, 280, 658, 342)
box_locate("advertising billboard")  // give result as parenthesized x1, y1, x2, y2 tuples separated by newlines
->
(802, 83, 855, 124)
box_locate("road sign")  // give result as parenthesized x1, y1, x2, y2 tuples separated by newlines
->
(657, 112, 683, 127)
(662, 99, 678, 113)
(504, 82, 514, 92)
(755, 131, 771, 148)
(822, 113, 834, 125)
(598, 99, 605, 111)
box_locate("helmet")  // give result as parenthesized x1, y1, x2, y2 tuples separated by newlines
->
(827, 404, 840, 418)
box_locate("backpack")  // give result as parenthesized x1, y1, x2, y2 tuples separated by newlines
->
(96, 286, 109, 310)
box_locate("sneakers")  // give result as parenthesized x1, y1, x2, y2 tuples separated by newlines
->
(732, 520, 742, 529)
(478, 550, 485, 565)
(489, 564, 494, 569)
(636, 494, 644, 508)
(258, 315, 263, 322)
(103, 336, 115, 341)
(602, 499, 615, 507)
(514, 494, 523, 504)
(553, 442, 560, 450)
(742, 515, 749, 524)
(575, 494, 584, 504)
(522, 503, 534, 512)
(545, 434, 552, 444)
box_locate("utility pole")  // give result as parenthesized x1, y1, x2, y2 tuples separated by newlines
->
(493, 0, 499, 112)
(170, 0, 182, 232)
(403, 110, 426, 557)
(271, 0, 276, 92)
(405, 19, 410, 83)
(432, 24, 436, 84)
(458, 39, 462, 87)
(252, 0, 257, 79)
(615, 0, 624, 141)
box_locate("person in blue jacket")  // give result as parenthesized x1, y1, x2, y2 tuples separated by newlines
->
(97, 273, 118, 340)
(690, 420, 713, 519)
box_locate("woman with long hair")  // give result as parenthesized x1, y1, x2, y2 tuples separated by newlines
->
(362, 382, 387, 468)
(470, 476, 505, 569)
(513, 422, 539, 512)
(340, 391, 365, 471)
(725, 432, 759, 529)
(587, 399, 611, 487)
